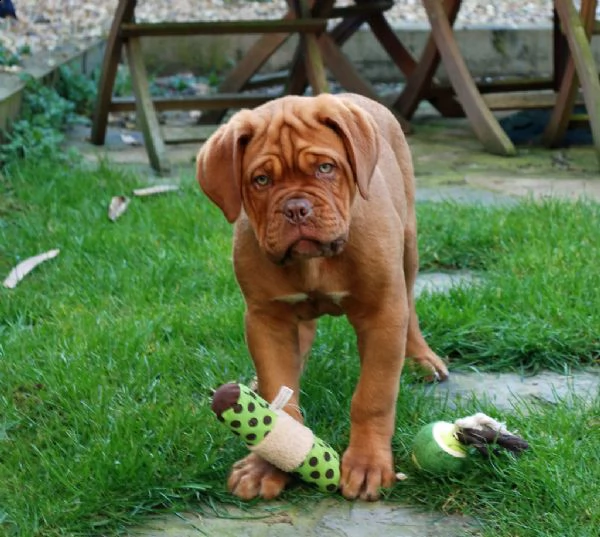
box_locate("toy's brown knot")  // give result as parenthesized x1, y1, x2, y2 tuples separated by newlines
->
(211, 383, 241, 419)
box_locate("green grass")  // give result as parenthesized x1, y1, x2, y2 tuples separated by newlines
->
(0, 157, 598, 536)
(416, 200, 600, 372)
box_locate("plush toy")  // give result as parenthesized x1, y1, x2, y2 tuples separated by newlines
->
(211, 383, 340, 493)
(411, 413, 530, 475)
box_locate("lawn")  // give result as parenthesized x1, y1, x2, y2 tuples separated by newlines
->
(0, 156, 598, 536)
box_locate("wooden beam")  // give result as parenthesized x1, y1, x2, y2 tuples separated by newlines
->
(328, 1, 393, 17)
(109, 94, 276, 113)
(553, 0, 600, 165)
(126, 37, 171, 173)
(481, 90, 584, 110)
(422, 0, 515, 155)
(91, 0, 135, 145)
(120, 19, 327, 37)
(544, 0, 597, 149)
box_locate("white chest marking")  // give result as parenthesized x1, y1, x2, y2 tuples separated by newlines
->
(274, 293, 310, 304)
(273, 291, 350, 305)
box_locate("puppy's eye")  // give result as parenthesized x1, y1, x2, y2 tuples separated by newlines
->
(318, 163, 334, 174)
(253, 175, 271, 187)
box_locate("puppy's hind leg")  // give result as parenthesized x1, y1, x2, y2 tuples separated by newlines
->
(298, 319, 317, 371)
(403, 224, 449, 381)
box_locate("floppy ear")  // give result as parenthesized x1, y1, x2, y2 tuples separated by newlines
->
(196, 113, 254, 223)
(315, 95, 379, 200)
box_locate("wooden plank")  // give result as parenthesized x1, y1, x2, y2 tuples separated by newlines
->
(395, 0, 462, 119)
(109, 94, 275, 113)
(329, 13, 366, 44)
(553, 0, 600, 165)
(360, 0, 462, 118)
(422, 0, 515, 155)
(302, 35, 330, 94)
(198, 10, 296, 125)
(295, 0, 330, 94)
(90, 0, 135, 145)
(544, 0, 596, 148)
(285, 0, 334, 95)
(481, 90, 580, 110)
(423, 78, 553, 100)
(316, 32, 412, 132)
(126, 37, 171, 173)
(329, 1, 393, 17)
(120, 19, 327, 37)
(553, 7, 569, 90)
(363, 9, 417, 75)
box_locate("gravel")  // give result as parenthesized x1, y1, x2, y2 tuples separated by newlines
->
(0, 1, 557, 62)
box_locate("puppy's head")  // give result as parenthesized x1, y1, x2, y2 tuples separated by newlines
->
(196, 94, 379, 264)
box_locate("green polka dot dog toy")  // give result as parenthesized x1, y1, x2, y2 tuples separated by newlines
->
(211, 383, 340, 493)
(411, 413, 530, 475)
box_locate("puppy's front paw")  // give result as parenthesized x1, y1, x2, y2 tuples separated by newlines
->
(340, 446, 396, 501)
(228, 453, 291, 500)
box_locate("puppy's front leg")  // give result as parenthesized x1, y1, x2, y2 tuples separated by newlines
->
(342, 302, 408, 500)
(227, 308, 303, 500)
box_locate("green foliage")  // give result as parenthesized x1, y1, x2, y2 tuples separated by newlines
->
(0, 65, 99, 168)
(55, 65, 98, 115)
(0, 44, 24, 67)
(0, 75, 75, 166)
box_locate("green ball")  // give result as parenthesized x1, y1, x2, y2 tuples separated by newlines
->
(411, 421, 468, 475)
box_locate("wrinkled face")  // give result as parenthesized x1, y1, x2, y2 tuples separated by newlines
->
(197, 94, 379, 264)
(241, 121, 355, 264)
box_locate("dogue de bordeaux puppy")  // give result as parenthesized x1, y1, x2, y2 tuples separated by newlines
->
(196, 93, 448, 501)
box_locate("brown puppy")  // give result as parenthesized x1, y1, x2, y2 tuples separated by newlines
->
(197, 93, 448, 501)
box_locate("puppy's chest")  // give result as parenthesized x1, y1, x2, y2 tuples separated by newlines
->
(273, 290, 349, 320)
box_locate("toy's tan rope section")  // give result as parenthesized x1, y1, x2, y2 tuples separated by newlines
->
(249, 409, 314, 471)
(249, 386, 314, 471)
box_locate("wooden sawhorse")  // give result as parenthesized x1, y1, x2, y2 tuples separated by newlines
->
(90, 0, 399, 173)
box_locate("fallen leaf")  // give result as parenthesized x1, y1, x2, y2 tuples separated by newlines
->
(108, 196, 130, 222)
(132, 185, 179, 197)
(3, 249, 60, 289)
(0, 65, 23, 73)
(120, 133, 142, 146)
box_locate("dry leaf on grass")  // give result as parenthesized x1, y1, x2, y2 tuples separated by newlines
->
(120, 133, 142, 146)
(108, 196, 130, 221)
(132, 185, 179, 197)
(3, 249, 60, 289)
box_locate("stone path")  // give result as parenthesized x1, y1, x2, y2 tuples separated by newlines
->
(134, 500, 476, 537)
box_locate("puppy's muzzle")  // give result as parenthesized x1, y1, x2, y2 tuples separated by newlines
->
(283, 198, 313, 225)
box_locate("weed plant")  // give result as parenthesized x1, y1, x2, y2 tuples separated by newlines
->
(0, 68, 92, 167)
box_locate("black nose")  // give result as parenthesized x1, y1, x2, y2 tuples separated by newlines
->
(283, 198, 313, 224)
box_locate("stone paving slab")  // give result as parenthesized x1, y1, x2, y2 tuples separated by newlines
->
(466, 175, 600, 201)
(430, 370, 599, 411)
(414, 271, 481, 297)
(133, 500, 477, 537)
